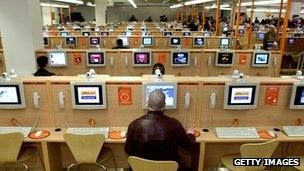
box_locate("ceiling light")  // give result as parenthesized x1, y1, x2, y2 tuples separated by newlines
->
(54, 0, 84, 5)
(246, 8, 286, 13)
(205, 4, 230, 9)
(184, 0, 215, 6)
(240, 0, 287, 6)
(169, 3, 183, 8)
(128, 0, 137, 8)
(87, 2, 95, 7)
(40, 2, 69, 8)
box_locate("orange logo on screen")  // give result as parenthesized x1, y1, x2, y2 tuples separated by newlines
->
(118, 87, 132, 105)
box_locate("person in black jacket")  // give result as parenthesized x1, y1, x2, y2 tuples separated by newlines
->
(33, 56, 55, 76)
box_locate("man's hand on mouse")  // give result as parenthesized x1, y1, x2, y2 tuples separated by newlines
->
(187, 128, 195, 135)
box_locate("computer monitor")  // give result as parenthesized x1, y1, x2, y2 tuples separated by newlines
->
(219, 37, 231, 47)
(183, 32, 191, 36)
(59, 31, 69, 37)
(142, 82, 177, 109)
(223, 27, 228, 32)
(256, 32, 266, 40)
(289, 83, 304, 110)
(163, 31, 172, 37)
(65, 37, 77, 46)
(48, 51, 68, 67)
(118, 36, 129, 46)
(171, 51, 190, 66)
(252, 51, 270, 67)
(100, 31, 109, 37)
(215, 51, 234, 67)
(287, 38, 296, 46)
(89, 37, 100, 46)
(203, 32, 212, 37)
(126, 31, 132, 37)
(224, 82, 260, 110)
(170, 37, 181, 46)
(239, 28, 245, 35)
(142, 37, 154, 46)
(86, 50, 106, 67)
(0, 82, 26, 109)
(43, 37, 49, 46)
(132, 50, 152, 66)
(70, 82, 107, 110)
(193, 37, 205, 47)
(82, 31, 90, 37)
(108, 28, 115, 32)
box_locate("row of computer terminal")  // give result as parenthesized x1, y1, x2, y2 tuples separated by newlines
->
(47, 48, 272, 68)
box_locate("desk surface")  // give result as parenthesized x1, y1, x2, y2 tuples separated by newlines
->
(24, 126, 304, 143)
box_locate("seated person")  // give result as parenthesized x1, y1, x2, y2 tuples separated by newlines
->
(112, 39, 129, 49)
(33, 56, 55, 76)
(124, 90, 195, 169)
(152, 63, 165, 75)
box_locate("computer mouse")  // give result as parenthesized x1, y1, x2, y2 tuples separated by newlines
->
(267, 130, 275, 137)
(35, 130, 43, 137)
(120, 131, 127, 138)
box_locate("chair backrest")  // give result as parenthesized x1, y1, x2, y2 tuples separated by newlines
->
(240, 140, 279, 171)
(128, 156, 178, 171)
(63, 133, 105, 163)
(0, 132, 24, 162)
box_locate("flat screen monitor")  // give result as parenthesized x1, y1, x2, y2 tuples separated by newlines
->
(133, 51, 152, 66)
(223, 27, 228, 32)
(219, 37, 230, 47)
(126, 31, 132, 37)
(163, 32, 172, 37)
(287, 38, 296, 46)
(43, 37, 49, 46)
(100, 31, 109, 37)
(71, 82, 107, 110)
(183, 32, 191, 36)
(289, 83, 304, 110)
(89, 37, 100, 46)
(0, 82, 26, 109)
(224, 82, 260, 110)
(108, 28, 115, 32)
(252, 51, 270, 67)
(118, 36, 129, 46)
(86, 51, 106, 67)
(65, 37, 77, 46)
(82, 31, 90, 36)
(142, 82, 177, 109)
(48, 51, 68, 67)
(193, 37, 205, 47)
(170, 37, 181, 46)
(142, 37, 154, 46)
(239, 29, 245, 35)
(215, 51, 234, 67)
(171, 51, 190, 66)
(60, 31, 69, 37)
(203, 32, 212, 37)
(257, 32, 266, 40)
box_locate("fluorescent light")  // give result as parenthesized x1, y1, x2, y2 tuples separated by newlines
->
(87, 2, 95, 7)
(205, 4, 230, 9)
(184, 0, 214, 6)
(169, 3, 183, 8)
(301, 10, 304, 14)
(54, 0, 84, 5)
(240, 0, 287, 6)
(247, 8, 286, 13)
(40, 2, 69, 8)
(128, 0, 137, 8)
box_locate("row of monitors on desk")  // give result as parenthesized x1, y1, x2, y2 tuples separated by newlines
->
(1, 82, 303, 110)
(47, 50, 271, 68)
(58, 31, 111, 37)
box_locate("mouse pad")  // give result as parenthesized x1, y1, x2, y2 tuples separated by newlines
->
(257, 130, 277, 139)
(108, 131, 125, 140)
(29, 130, 50, 139)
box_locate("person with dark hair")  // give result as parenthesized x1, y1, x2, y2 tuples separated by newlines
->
(129, 15, 138, 22)
(152, 63, 165, 75)
(112, 39, 128, 49)
(33, 56, 55, 76)
(146, 16, 153, 22)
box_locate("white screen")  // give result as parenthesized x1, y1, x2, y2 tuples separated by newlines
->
(143, 38, 152, 45)
(77, 87, 100, 104)
(255, 54, 268, 64)
(119, 37, 129, 46)
(0, 87, 18, 103)
(221, 38, 229, 46)
(146, 85, 175, 106)
(49, 52, 67, 66)
(230, 87, 253, 104)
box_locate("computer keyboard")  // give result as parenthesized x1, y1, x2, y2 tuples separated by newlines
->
(216, 127, 260, 139)
(67, 127, 110, 138)
(0, 127, 32, 137)
(283, 126, 304, 137)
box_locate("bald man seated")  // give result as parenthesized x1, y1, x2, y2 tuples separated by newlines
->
(124, 90, 195, 170)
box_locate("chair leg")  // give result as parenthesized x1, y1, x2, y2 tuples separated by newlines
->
(36, 150, 46, 170)
(96, 163, 107, 171)
(110, 151, 118, 171)
(67, 163, 80, 171)
(19, 161, 29, 171)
